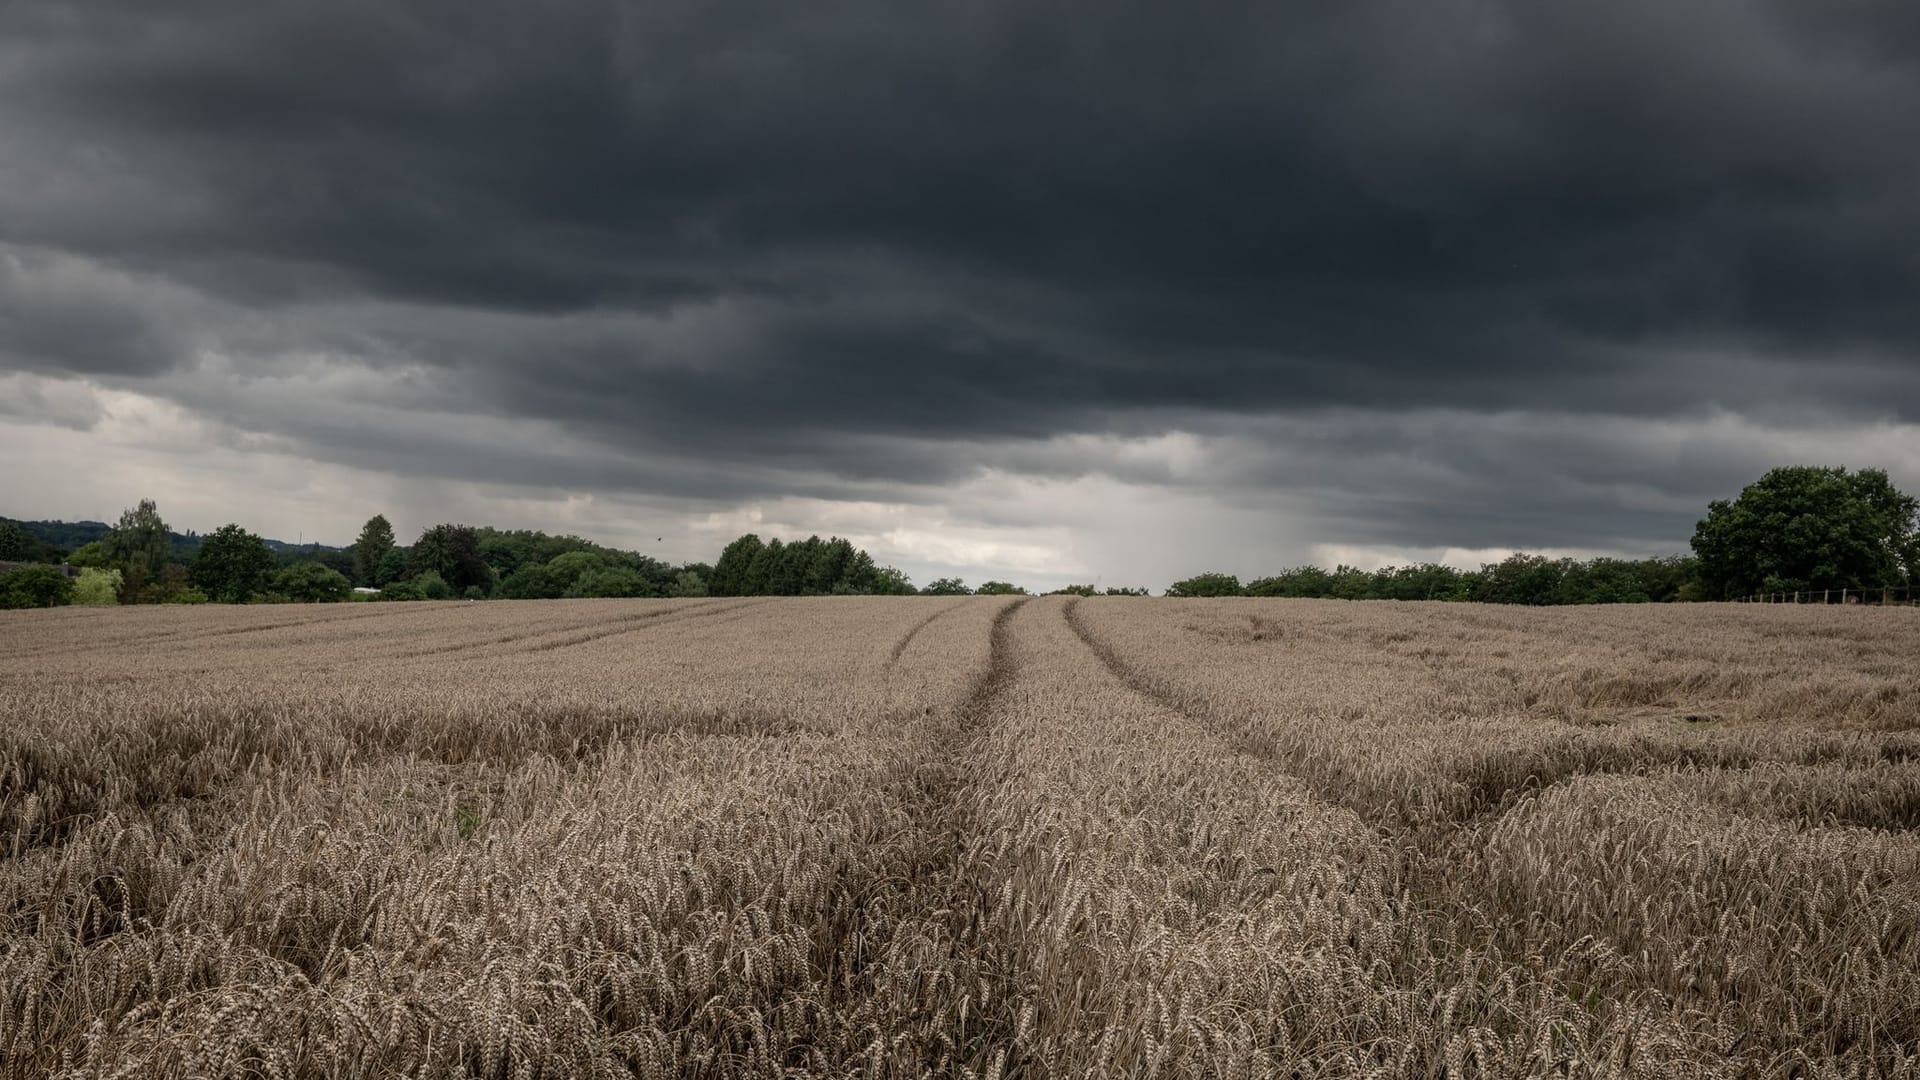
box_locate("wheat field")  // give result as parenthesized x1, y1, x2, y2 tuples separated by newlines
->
(1, 597, 1916, 1078)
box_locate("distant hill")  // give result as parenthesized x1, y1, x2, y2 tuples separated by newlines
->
(0, 516, 342, 557)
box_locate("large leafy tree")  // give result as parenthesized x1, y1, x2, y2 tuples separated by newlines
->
(192, 524, 276, 602)
(1692, 466, 1919, 598)
(709, 534, 765, 596)
(375, 547, 411, 586)
(411, 524, 493, 595)
(103, 499, 173, 581)
(351, 515, 396, 585)
(871, 567, 915, 595)
(544, 550, 606, 592)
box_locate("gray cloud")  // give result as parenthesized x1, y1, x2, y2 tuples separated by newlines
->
(3, 0, 1919, 581)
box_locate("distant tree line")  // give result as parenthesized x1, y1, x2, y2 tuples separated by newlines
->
(1160, 466, 1916, 604)
(0, 508, 913, 606)
(3, 466, 1912, 608)
(1166, 554, 1704, 604)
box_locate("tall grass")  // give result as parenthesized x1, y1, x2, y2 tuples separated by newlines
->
(2, 596, 1915, 1077)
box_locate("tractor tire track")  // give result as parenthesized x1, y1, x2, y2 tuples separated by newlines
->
(1069, 600, 1841, 835)
(825, 596, 1028, 1074)
(386, 599, 729, 660)
(0, 604, 417, 659)
(1061, 596, 1378, 825)
(521, 597, 779, 653)
(885, 599, 969, 667)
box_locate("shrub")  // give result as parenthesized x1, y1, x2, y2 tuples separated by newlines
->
(564, 566, 653, 599)
(0, 565, 74, 609)
(271, 562, 353, 603)
(413, 571, 453, 600)
(72, 568, 122, 606)
(667, 570, 710, 598)
(1166, 572, 1242, 597)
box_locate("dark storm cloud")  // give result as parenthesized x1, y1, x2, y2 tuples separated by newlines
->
(3, 0, 1919, 561)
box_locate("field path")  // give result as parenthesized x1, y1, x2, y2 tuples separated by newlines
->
(885, 598, 969, 667)
(823, 595, 1028, 1075)
(385, 597, 768, 660)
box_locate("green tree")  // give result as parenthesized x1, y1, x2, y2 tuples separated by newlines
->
(375, 547, 411, 586)
(565, 565, 653, 598)
(835, 544, 880, 593)
(667, 570, 709, 597)
(1166, 572, 1242, 597)
(496, 564, 566, 599)
(545, 550, 606, 592)
(807, 537, 855, 593)
(192, 523, 277, 603)
(1692, 466, 1919, 599)
(1327, 565, 1376, 600)
(1555, 558, 1652, 604)
(351, 514, 396, 585)
(1245, 566, 1331, 598)
(477, 532, 533, 578)
(73, 567, 122, 605)
(922, 577, 969, 596)
(743, 539, 781, 596)
(1370, 563, 1470, 601)
(711, 534, 766, 596)
(412, 525, 493, 595)
(270, 561, 352, 603)
(0, 521, 39, 561)
(871, 567, 916, 595)
(376, 579, 426, 601)
(144, 564, 200, 604)
(0, 566, 74, 609)
(103, 499, 173, 581)
(975, 581, 1027, 595)
(1472, 554, 1567, 605)
(765, 538, 811, 596)
(412, 570, 453, 600)
(66, 541, 113, 569)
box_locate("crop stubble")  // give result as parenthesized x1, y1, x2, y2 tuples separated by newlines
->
(1, 597, 1915, 1077)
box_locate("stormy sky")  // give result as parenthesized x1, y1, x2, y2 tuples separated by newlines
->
(3, 1, 1918, 589)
